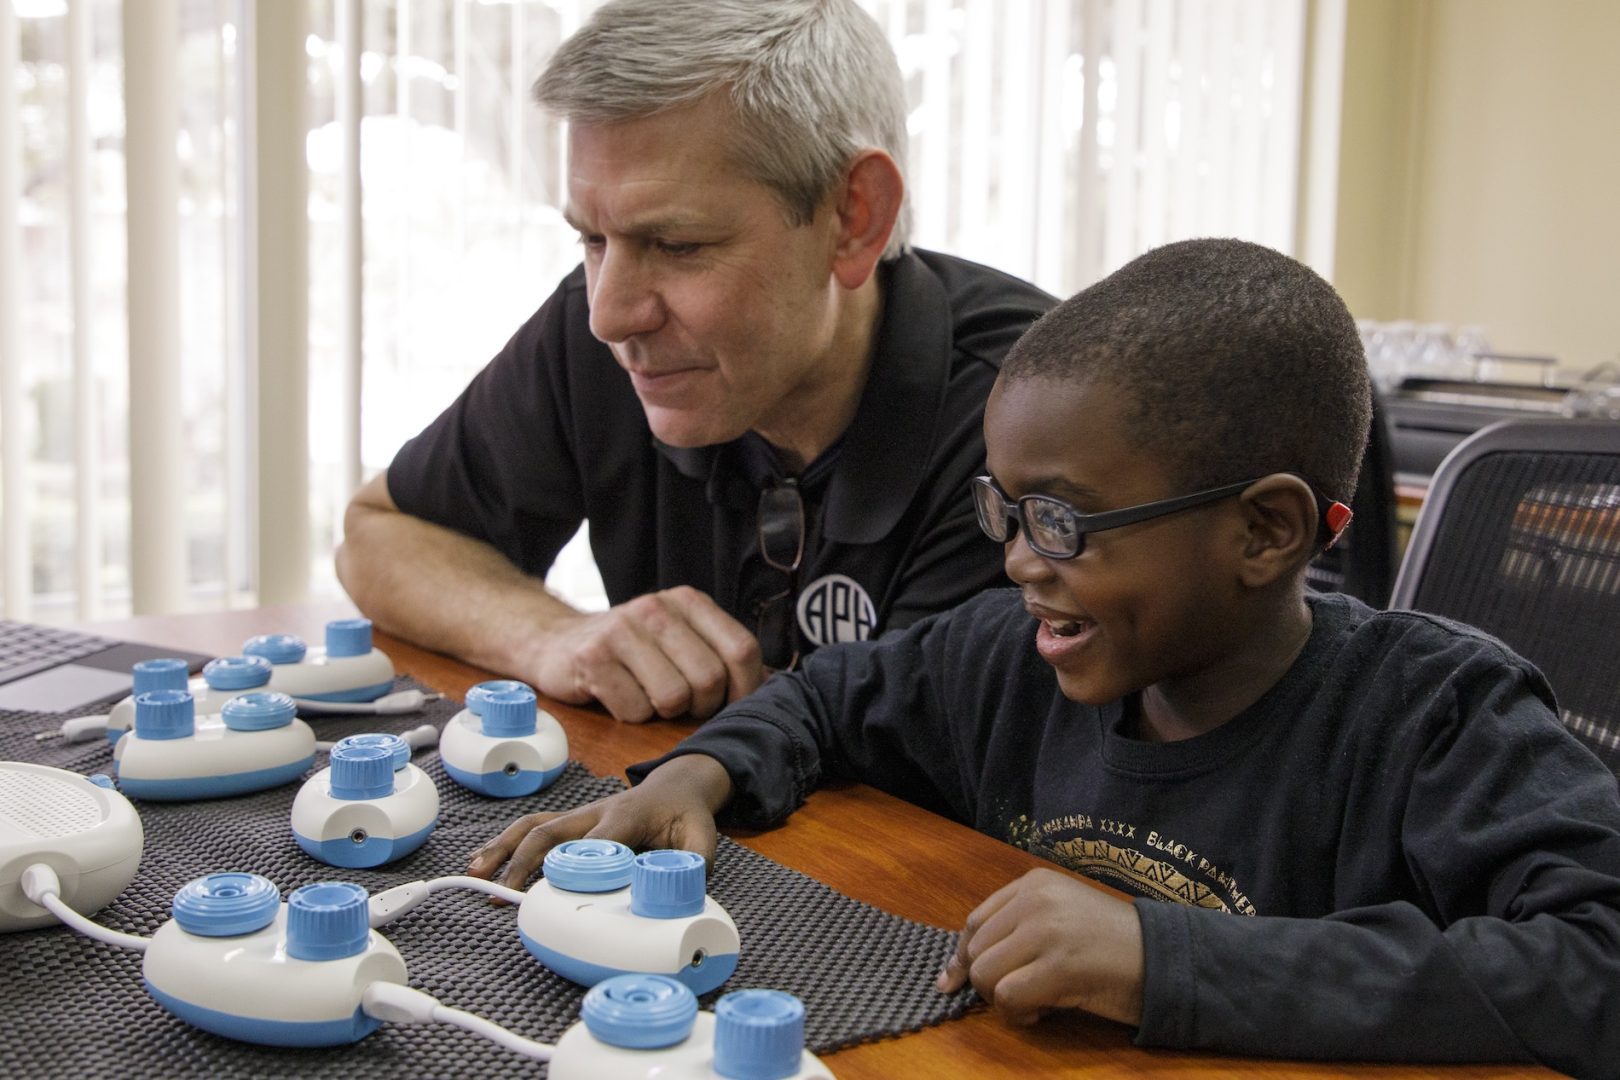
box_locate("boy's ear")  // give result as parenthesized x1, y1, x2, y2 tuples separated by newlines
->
(1234, 474, 1319, 588)
(829, 149, 903, 291)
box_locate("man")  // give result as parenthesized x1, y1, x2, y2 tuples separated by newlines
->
(336, 0, 1054, 722)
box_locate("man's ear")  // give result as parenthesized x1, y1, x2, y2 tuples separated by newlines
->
(1234, 474, 1320, 588)
(829, 149, 903, 291)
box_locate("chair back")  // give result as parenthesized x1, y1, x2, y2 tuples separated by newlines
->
(1391, 417, 1620, 776)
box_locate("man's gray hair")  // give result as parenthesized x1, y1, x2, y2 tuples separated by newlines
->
(535, 0, 911, 259)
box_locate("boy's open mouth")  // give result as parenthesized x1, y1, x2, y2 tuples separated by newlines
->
(1047, 619, 1087, 638)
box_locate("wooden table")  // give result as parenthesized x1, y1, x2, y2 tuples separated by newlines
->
(87, 605, 1551, 1079)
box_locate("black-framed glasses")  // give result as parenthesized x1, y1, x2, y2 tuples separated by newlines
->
(754, 479, 804, 670)
(971, 475, 1265, 560)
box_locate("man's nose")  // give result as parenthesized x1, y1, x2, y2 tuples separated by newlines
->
(587, 246, 664, 344)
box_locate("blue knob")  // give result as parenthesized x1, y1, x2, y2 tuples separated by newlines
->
(325, 618, 373, 659)
(714, 990, 807, 1080)
(332, 732, 410, 771)
(580, 973, 698, 1050)
(221, 691, 297, 732)
(543, 839, 634, 893)
(465, 679, 532, 717)
(328, 742, 394, 800)
(286, 881, 370, 961)
(202, 655, 273, 691)
(134, 689, 195, 741)
(480, 686, 538, 737)
(171, 872, 281, 937)
(242, 633, 307, 664)
(131, 658, 188, 695)
(630, 850, 706, 919)
(87, 773, 115, 790)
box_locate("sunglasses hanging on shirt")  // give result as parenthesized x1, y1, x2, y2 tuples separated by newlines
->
(753, 479, 805, 671)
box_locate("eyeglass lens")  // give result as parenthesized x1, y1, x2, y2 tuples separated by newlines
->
(1023, 496, 1080, 555)
(753, 587, 800, 672)
(971, 478, 1081, 558)
(757, 482, 805, 573)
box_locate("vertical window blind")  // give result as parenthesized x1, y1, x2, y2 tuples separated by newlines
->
(0, 0, 1316, 622)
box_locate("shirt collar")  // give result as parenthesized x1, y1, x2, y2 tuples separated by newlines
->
(653, 252, 952, 543)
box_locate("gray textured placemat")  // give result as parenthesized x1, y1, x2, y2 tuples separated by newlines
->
(1, 681, 974, 1077)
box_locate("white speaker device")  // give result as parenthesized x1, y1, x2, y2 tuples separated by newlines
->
(439, 681, 568, 798)
(292, 734, 440, 868)
(519, 841, 739, 995)
(143, 875, 407, 1047)
(548, 976, 834, 1080)
(101, 620, 398, 743)
(114, 690, 317, 801)
(0, 762, 143, 932)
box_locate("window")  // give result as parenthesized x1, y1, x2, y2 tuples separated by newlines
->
(2, 0, 1308, 621)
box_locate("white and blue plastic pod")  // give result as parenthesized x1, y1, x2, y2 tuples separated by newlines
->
(291, 734, 439, 868)
(246, 619, 396, 705)
(439, 681, 567, 797)
(518, 841, 739, 995)
(113, 690, 317, 801)
(106, 654, 278, 743)
(549, 975, 834, 1080)
(0, 764, 143, 932)
(142, 875, 408, 1047)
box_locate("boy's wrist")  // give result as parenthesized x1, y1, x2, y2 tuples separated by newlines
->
(643, 752, 734, 816)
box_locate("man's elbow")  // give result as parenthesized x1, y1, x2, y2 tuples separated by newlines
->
(335, 477, 398, 604)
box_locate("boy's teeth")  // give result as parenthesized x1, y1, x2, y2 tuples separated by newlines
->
(1048, 620, 1083, 637)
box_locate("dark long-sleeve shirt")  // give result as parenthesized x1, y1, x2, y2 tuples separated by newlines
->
(631, 589, 1620, 1077)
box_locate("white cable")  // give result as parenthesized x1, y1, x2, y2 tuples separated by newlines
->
(424, 874, 525, 904)
(397, 723, 439, 750)
(292, 689, 442, 716)
(361, 981, 554, 1061)
(367, 875, 525, 927)
(317, 724, 440, 755)
(37, 714, 110, 743)
(21, 864, 149, 953)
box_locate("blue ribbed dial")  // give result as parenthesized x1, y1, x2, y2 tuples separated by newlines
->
(580, 974, 698, 1050)
(171, 873, 281, 937)
(285, 881, 370, 961)
(714, 989, 806, 1080)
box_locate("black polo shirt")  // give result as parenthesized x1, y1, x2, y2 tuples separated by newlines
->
(387, 248, 1054, 663)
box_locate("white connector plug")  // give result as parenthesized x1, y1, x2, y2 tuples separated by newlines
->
(361, 981, 554, 1060)
(20, 862, 148, 952)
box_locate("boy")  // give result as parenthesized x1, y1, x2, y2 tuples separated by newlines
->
(469, 239, 1620, 1074)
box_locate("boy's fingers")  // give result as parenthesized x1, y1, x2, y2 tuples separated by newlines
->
(466, 811, 561, 878)
(937, 879, 1020, 991)
(471, 805, 605, 890)
(962, 928, 1041, 1013)
(501, 823, 568, 890)
(671, 814, 720, 867)
(936, 950, 969, 992)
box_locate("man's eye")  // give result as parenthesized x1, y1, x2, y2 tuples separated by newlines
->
(576, 233, 605, 250)
(654, 240, 701, 257)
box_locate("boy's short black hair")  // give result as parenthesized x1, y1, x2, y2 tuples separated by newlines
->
(1001, 238, 1371, 503)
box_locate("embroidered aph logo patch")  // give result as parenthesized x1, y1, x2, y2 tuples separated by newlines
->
(796, 574, 877, 647)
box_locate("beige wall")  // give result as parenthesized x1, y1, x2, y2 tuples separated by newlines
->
(1334, 0, 1620, 374)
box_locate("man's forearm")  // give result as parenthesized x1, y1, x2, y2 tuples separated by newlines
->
(336, 499, 579, 678)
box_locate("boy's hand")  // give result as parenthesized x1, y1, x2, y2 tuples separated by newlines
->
(936, 868, 1145, 1027)
(464, 754, 734, 891)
